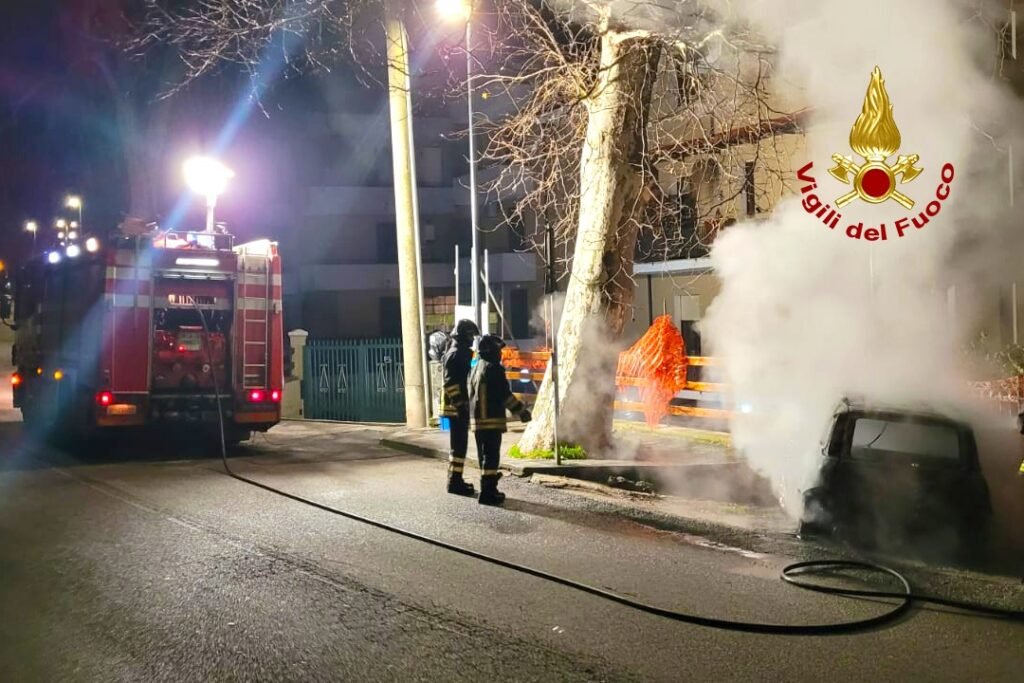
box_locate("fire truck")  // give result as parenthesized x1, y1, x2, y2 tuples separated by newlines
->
(2, 228, 283, 443)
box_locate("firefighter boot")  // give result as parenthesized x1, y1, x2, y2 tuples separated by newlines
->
(446, 459, 476, 497)
(478, 473, 506, 506)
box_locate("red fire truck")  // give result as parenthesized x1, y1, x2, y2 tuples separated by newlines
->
(2, 228, 283, 443)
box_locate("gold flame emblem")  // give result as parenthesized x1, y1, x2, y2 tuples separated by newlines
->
(828, 66, 922, 209)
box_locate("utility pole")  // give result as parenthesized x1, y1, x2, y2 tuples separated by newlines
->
(385, 8, 427, 428)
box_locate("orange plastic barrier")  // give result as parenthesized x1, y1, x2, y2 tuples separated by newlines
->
(615, 315, 689, 426)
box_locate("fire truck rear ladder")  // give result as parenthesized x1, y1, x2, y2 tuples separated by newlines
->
(240, 253, 271, 389)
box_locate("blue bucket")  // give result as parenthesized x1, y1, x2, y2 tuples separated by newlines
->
(440, 417, 451, 432)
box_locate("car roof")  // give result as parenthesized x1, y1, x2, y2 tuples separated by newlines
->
(832, 397, 970, 426)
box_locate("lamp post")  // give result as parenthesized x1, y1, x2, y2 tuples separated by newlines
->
(24, 220, 38, 255)
(183, 156, 234, 232)
(65, 195, 83, 229)
(437, 0, 480, 326)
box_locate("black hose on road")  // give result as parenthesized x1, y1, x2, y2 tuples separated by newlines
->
(195, 305, 1024, 635)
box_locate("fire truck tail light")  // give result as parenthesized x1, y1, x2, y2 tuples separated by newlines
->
(270, 389, 281, 402)
(248, 390, 265, 403)
(11, 373, 22, 387)
(96, 391, 114, 406)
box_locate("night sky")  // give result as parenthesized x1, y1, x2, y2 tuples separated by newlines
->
(0, 0, 471, 273)
(0, 0, 308, 269)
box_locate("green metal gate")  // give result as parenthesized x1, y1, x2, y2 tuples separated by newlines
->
(303, 338, 406, 422)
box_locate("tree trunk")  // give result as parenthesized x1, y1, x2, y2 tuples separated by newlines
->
(518, 28, 660, 456)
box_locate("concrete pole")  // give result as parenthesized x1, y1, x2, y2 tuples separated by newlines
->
(385, 10, 426, 427)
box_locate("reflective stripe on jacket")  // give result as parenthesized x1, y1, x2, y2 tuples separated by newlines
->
(440, 344, 473, 417)
(469, 357, 525, 432)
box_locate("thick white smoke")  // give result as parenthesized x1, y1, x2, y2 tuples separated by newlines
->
(702, 0, 1024, 514)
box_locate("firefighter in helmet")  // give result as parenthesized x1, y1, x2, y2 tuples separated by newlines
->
(441, 319, 480, 496)
(469, 334, 531, 506)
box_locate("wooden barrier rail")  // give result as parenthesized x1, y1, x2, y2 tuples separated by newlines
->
(503, 352, 732, 427)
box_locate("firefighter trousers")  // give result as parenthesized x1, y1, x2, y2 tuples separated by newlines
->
(474, 430, 502, 475)
(448, 415, 470, 477)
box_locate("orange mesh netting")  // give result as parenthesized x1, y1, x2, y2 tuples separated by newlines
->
(616, 315, 689, 426)
(502, 346, 551, 372)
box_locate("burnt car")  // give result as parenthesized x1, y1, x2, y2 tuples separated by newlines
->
(801, 400, 993, 561)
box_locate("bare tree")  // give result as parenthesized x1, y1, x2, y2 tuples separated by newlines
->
(475, 1, 801, 453)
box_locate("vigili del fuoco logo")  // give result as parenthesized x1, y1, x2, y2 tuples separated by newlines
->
(797, 66, 955, 241)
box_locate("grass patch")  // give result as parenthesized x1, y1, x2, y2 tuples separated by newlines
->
(509, 443, 587, 460)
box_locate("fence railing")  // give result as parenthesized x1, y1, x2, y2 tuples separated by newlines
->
(503, 350, 732, 427)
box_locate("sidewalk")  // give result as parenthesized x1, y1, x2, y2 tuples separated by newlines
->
(380, 421, 778, 507)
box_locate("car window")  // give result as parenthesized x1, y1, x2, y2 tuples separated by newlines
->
(849, 417, 962, 466)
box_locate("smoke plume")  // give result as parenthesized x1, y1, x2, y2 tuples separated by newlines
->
(702, 0, 1024, 515)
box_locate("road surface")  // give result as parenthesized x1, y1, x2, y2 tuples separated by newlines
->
(1, 419, 1022, 682)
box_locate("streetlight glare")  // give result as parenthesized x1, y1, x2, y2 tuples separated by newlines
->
(183, 156, 234, 199)
(55, 219, 67, 229)
(436, 0, 471, 21)
(25, 221, 38, 233)
(66, 195, 82, 210)
(85, 237, 100, 253)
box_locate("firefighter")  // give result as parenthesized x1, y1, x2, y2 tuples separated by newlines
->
(441, 319, 480, 496)
(469, 334, 531, 506)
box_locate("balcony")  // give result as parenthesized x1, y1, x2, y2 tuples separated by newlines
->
(284, 252, 537, 294)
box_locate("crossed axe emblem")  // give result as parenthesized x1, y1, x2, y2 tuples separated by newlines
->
(828, 153, 923, 210)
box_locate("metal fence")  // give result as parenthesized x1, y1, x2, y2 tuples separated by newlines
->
(302, 338, 405, 422)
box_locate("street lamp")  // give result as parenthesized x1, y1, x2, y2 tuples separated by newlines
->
(25, 220, 38, 255)
(437, 0, 480, 326)
(183, 156, 234, 232)
(66, 195, 83, 228)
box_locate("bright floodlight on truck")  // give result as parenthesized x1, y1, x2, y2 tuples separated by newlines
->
(436, 0, 472, 21)
(85, 237, 99, 253)
(66, 244, 81, 258)
(47, 251, 60, 264)
(183, 156, 234, 233)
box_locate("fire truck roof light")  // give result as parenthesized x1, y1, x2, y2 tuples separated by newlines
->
(47, 251, 61, 264)
(66, 244, 81, 258)
(176, 257, 220, 267)
(85, 237, 100, 253)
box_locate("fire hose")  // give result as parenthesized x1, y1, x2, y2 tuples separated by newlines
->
(194, 305, 1024, 635)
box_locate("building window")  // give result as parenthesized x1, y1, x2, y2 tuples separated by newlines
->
(744, 161, 756, 217)
(424, 294, 455, 330)
(377, 222, 397, 263)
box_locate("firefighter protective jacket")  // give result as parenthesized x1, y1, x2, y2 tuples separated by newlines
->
(440, 343, 473, 417)
(469, 358, 525, 432)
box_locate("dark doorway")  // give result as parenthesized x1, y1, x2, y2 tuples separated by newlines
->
(510, 288, 530, 340)
(379, 296, 401, 337)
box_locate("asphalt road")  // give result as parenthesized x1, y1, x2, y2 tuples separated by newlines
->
(1, 418, 1022, 682)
